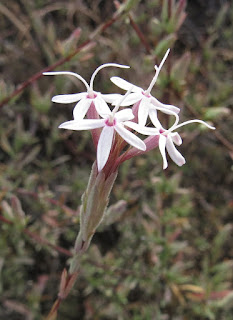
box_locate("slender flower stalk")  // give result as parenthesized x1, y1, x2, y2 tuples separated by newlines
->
(69, 161, 118, 273)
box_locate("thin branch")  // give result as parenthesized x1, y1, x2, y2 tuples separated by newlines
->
(113, 1, 151, 55)
(17, 188, 77, 216)
(185, 101, 233, 152)
(0, 11, 121, 109)
(0, 3, 29, 37)
(214, 131, 233, 152)
(0, 39, 91, 109)
(129, 13, 151, 54)
(0, 214, 73, 257)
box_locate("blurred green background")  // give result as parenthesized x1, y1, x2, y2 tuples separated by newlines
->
(0, 0, 232, 319)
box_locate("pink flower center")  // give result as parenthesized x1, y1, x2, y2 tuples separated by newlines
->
(142, 91, 151, 98)
(87, 92, 97, 99)
(105, 118, 116, 127)
(159, 129, 167, 137)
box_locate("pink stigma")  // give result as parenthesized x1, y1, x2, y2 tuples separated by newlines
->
(142, 91, 151, 98)
(105, 118, 116, 126)
(87, 93, 97, 99)
(159, 129, 167, 137)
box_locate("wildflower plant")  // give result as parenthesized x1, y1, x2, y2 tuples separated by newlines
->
(43, 49, 215, 317)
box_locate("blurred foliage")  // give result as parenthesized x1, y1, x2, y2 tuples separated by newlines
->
(0, 0, 232, 319)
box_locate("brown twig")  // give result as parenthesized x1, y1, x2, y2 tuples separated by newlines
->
(0, 3, 29, 37)
(0, 11, 121, 109)
(185, 101, 233, 152)
(0, 214, 72, 257)
(0, 40, 91, 109)
(214, 131, 233, 152)
(16, 188, 77, 216)
(128, 14, 151, 54)
(168, 0, 173, 19)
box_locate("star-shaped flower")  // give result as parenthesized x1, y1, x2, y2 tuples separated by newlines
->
(59, 91, 146, 171)
(110, 49, 180, 126)
(125, 113, 215, 169)
(43, 63, 128, 121)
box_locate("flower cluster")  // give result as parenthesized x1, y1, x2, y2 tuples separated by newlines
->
(44, 50, 215, 172)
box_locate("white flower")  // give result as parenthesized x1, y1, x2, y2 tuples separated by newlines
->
(59, 90, 146, 171)
(125, 113, 215, 169)
(111, 49, 180, 126)
(43, 63, 129, 121)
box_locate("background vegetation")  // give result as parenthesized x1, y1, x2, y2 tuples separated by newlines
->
(0, 0, 232, 319)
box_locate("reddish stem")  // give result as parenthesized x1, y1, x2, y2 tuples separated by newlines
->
(129, 14, 151, 54)
(0, 12, 121, 109)
(0, 214, 72, 257)
(16, 188, 77, 216)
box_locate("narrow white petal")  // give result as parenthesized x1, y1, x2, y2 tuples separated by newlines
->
(115, 124, 146, 151)
(151, 97, 180, 114)
(117, 93, 142, 106)
(111, 77, 142, 93)
(90, 63, 130, 91)
(97, 126, 114, 171)
(159, 135, 168, 169)
(166, 135, 186, 166)
(124, 121, 158, 135)
(114, 109, 134, 122)
(101, 93, 123, 103)
(94, 96, 111, 117)
(138, 98, 150, 126)
(171, 132, 182, 146)
(73, 99, 91, 120)
(148, 108, 161, 128)
(59, 119, 105, 130)
(52, 92, 86, 104)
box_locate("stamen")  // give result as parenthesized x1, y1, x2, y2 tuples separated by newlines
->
(105, 117, 116, 126)
(169, 119, 215, 132)
(112, 86, 134, 116)
(86, 92, 97, 99)
(43, 71, 89, 91)
(89, 63, 130, 92)
(144, 48, 170, 96)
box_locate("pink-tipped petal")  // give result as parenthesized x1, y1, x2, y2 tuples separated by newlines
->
(117, 93, 142, 106)
(159, 135, 168, 169)
(114, 109, 134, 122)
(115, 124, 146, 151)
(101, 93, 123, 103)
(73, 99, 92, 120)
(97, 126, 114, 171)
(111, 77, 142, 93)
(166, 135, 186, 167)
(52, 92, 86, 104)
(59, 119, 105, 130)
